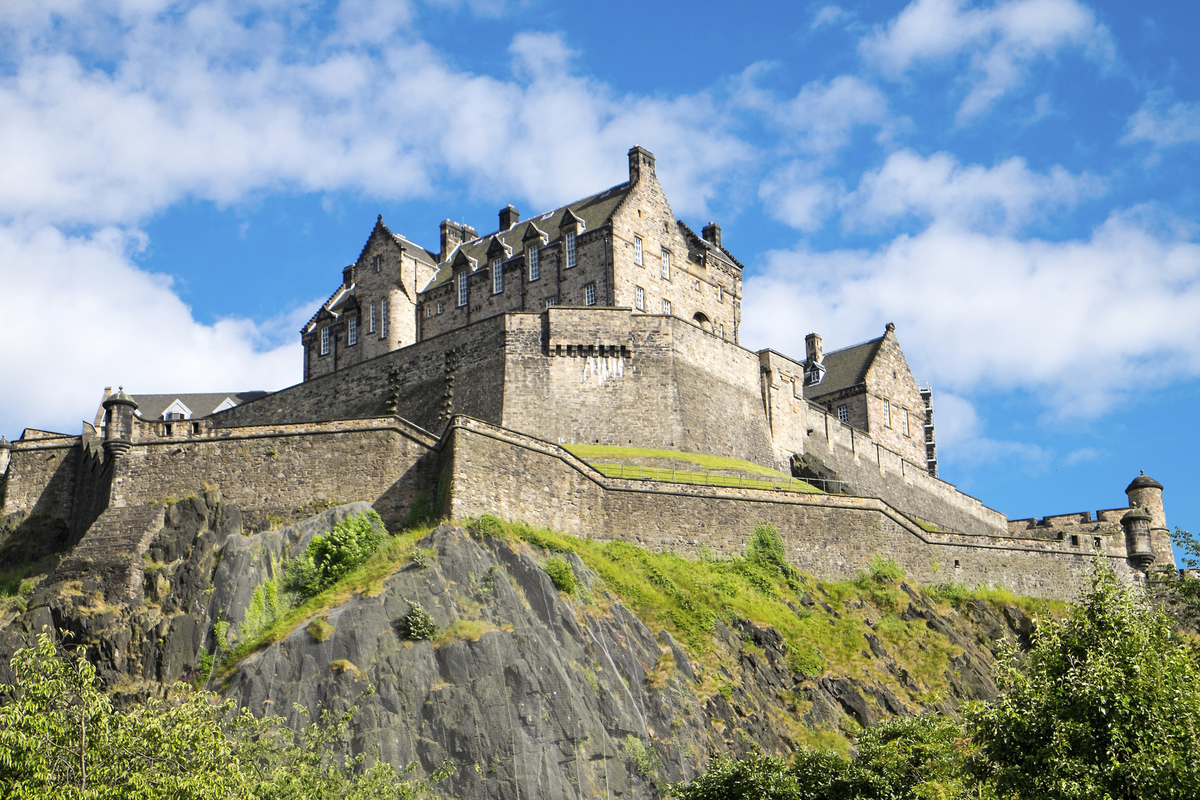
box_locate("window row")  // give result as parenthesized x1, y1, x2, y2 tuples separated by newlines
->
(882, 399, 913, 437)
(316, 299, 387, 356)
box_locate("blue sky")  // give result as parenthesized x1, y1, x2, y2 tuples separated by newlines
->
(1, 0, 1197, 552)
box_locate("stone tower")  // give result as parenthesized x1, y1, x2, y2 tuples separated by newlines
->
(102, 387, 138, 457)
(1125, 472, 1172, 571)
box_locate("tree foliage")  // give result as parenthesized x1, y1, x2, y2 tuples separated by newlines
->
(286, 510, 387, 598)
(677, 560, 1200, 800)
(0, 628, 450, 799)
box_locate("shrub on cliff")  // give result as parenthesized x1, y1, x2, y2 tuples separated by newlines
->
(286, 511, 387, 599)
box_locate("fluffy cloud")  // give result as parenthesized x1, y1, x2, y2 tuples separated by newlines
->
(860, 0, 1113, 120)
(741, 209, 1200, 417)
(842, 149, 1105, 232)
(1123, 89, 1200, 148)
(0, 223, 305, 437)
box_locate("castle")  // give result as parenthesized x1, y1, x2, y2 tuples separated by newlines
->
(0, 147, 1174, 602)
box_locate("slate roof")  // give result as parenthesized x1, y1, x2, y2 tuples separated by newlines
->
(421, 182, 632, 292)
(803, 335, 885, 401)
(130, 392, 268, 420)
(676, 220, 740, 271)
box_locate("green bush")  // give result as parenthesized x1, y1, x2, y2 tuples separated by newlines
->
(467, 514, 504, 538)
(544, 557, 577, 594)
(285, 511, 387, 598)
(404, 490, 436, 528)
(396, 601, 438, 641)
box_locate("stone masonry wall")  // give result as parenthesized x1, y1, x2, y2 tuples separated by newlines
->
(110, 417, 439, 531)
(444, 417, 1142, 601)
(862, 330, 927, 468)
(2, 432, 80, 524)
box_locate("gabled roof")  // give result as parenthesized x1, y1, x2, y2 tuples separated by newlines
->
(676, 220, 741, 271)
(130, 392, 268, 420)
(803, 336, 886, 401)
(421, 182, 631, 292)
(356, 215, 439, 269)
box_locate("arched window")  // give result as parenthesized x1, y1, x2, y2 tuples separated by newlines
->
(692, 312, 712, 332)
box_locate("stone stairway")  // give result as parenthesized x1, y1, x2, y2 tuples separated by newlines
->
(51, 505, 166, 602)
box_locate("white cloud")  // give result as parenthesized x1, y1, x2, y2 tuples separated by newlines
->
(0, 222, 305, 438)
(860, 0, 1113, 120)
(931, 392, 1049, 469)
(842, 149, 1105, 232)
(1123, 89, 1200, 148)
(741, 209, 1200, 417)
(758, 161, 843, 231)
(812, 4, 852, 29)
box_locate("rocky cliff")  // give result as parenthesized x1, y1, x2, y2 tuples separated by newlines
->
(0, 495, 1043, 800)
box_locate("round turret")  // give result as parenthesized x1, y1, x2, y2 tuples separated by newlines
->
(1121, 506, 1155, 571)
(102, 387, 139, 457)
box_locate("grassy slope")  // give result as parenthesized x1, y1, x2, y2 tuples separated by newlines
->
(563, 444, 822, 493)
(217, 512, 1065, 752)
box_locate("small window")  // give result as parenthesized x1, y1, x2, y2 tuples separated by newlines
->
(662, 298, 671, 315)
(1094, 537, 1102, 549)
(903, 408, 910, 436)
(661, 250, 670, 280)
(634, 235, 643, 266)
(425, 304, 432, 318)
(545, 297, 556, 308)
(529, 247, 540, 281)
(457, 272, 469, 307)
(718, 323, 725, 338)
(565, 232, 577, 268)
(348, 317, 358, 345)
(837, 404, 848, 423)
(717, 285, 723, 302)
(369, 303, 376, 333)
(884, 399, 892, 428)
(437, 301, 444, 315)
(1070, 535, 1080, 547)
(635, 285, 645, 311)
(320, 326, 330, 355)
(585, 283, 596, 306)
(492, 258, 503, 294)
(693, 279, 700, 291)
(371, 254, 382, 273)
(380, 299, 388, 338)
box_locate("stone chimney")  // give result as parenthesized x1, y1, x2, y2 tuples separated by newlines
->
(499, 205, 520, 231)
(805, 332, 823, 367)
(628, 145, 656, 184)
(342, 264, 355, 287)
(702, 222, 722, 249)
(440, 220, 471, 262)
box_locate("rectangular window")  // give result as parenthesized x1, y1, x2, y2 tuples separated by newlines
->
(635, 285, 644, 311)
(884, 398, 891, 428)
(380, 299, 387, 338)
(717, 285, 723, 303)
(634, 235, 643, 266)
(492, 258, 503, 294)
(718, 323, 724, 338)
(369, 303, 376, 333)
(437, 301, 444, 315)
(661, 250, 670, 280)
(662, 298, 671, 315)
(585, 283, 596, 306)
(320, 326, 330, 355)
(903, 408, 910, 437)
(457, 271, 468, 307)
(565, 232, 577, 268)
(425, 304, 432, 318)
(837, 404, 848, 423)
(348, 317, 357, 345)
(529, 247, 539, 281)
(545, 297, 556, 308)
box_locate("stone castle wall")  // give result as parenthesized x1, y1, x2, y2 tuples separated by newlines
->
(442, 417, 1142, 601)
(2, 431, 80, 523)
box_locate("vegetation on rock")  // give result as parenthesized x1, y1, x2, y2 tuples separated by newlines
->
(286, 510, 388, 598)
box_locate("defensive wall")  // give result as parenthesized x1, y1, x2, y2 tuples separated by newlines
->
(0, 406, 1169, 602)
(214, 307, 1006, 538)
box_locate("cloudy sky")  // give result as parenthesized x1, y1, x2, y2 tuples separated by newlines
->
(1, 0, 1197, 541)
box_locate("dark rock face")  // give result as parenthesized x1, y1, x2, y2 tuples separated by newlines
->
(0, 498, 1038, 799)
(790, 452, 843, 492)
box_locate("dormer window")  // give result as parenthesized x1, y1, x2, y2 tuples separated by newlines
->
(529, 247, 539, 281)
(634, 235, 643, 266)
(457, 271, 469, 307)
(320, 326, 330, 355)
(348, 317, 358, 345)
(492, 258, 503, 294)
(806, 365, 825, 386)
(565, 232, 577, 268)
(661, 250, 670, 280)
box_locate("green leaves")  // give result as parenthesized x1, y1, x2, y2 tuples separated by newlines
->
(0, 628, 451, 799)
(286, 511, 387, 599)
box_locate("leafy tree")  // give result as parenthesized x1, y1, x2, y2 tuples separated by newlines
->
(0, 628, 451, 799)
(967, 560, 1200, 800)
(669, 752, 805, 800)
(1156, 527, 1200, 627)
(287, 511, 388, 598)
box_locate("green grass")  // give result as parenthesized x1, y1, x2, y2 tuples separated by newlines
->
(562, 445, 821, 493)
(564, 445, 803, 480)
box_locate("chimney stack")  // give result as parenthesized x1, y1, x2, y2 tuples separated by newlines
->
(342, 264, 355, 287)
(440, 220, 477, 262)
(499, 205, 520, 231)
(702, 222, 722, 249)
(805, 332, 823, 367)
(628, 145, 656, 184)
